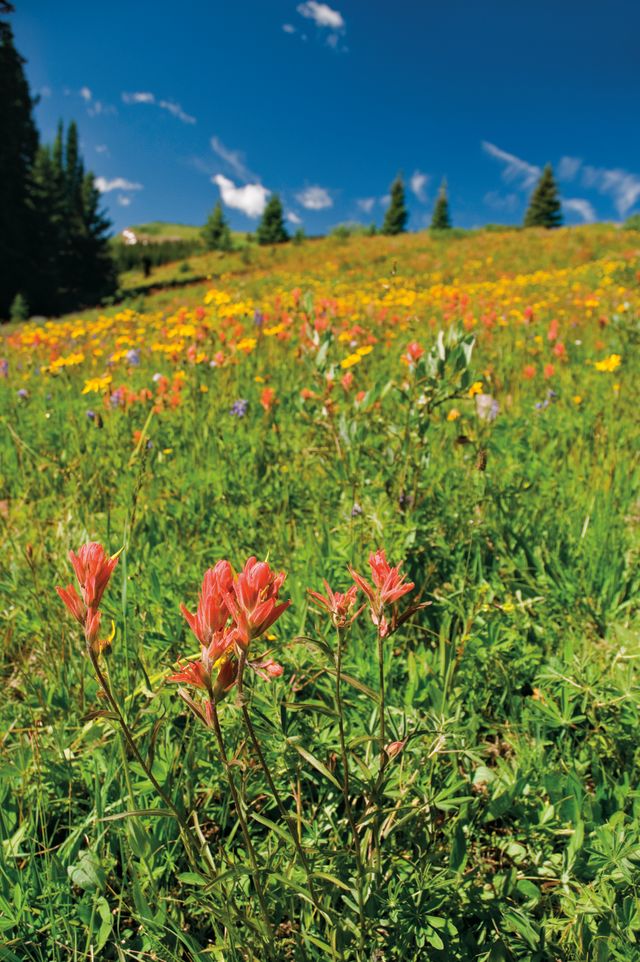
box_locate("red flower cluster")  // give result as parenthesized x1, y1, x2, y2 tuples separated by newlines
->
(349, 549, 415, 638)
(309, 549, 415, 638)
(168, 557, 290, 725)
(56, 542, 119, 652)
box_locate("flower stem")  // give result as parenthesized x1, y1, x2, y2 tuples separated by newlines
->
(335, 627, 368, 954)
(89, 649, 204, 875)
(236, 651, 321, 912)
(210, 701, 276, 954)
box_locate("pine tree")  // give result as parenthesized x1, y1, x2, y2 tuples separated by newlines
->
(0, 15, 39, 316)
(524, 164, 563, 228)
(202, 200, 232, 251)
(256, 194, 289, 245)
(430, 179, 452, 230)
(382, 176, 408, 235)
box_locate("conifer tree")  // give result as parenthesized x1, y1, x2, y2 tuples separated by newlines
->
(0, 15, 38, 316)
(382, 175, 408, 235)
(524, 164, 563, 228)
(430, 179, 452, 230)
(256, 194, 289, 245)
(202, 200, 232, 251)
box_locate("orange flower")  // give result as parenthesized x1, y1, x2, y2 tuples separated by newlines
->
(522, 364, 536, 380)
(56, 542, 119, 653)
(308, 581, 360, 629)
(349, 549, 414, 638)
(260, 387, 276, 412)
(226, 557, 291, 649)
(543, 363, 555, 379)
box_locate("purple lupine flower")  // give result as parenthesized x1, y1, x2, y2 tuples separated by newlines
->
(86, 409, 96, 420)
(230, 398, 249, 418)
(126, 349, 141, 366)
(351, 502, 363, 518)
(254, 310, 264, 328)
(17, 388, 28, 399)
(0, 359, 9, 378)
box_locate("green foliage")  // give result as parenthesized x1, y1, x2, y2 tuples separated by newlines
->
(202, 200, 232, 251)
(0, 15, 116, 319)
(524, 163, 563, 228)
(0, 16, 38, 317)
(111, 237, 203, 273)
(623, 213, 640, 231)
(9, 291, 28, 321)
(431, 179, 452, 230)
(256, 194, 289, 245)
(382, 176, 408, 235)
(0, 229, 639, 960)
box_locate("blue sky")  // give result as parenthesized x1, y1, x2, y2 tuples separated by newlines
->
(12, 0, 640, 234)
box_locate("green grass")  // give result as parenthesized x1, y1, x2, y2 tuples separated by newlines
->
(1, 226, 639, 961)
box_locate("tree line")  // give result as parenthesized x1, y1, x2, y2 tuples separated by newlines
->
(202, 166, 564, 253)
(0, 8, 115, 320)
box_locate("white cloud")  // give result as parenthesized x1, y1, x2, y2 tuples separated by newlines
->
(558, 156, 582, 181)
(287, 210, 303, 225)
(296, 186, 333, 210)
(122, 91, 155, 104)
(410, 170, 429, 202)
(122, 91, 195, 123)
(581, 165, 640, 217)
(357, 197, 376, 214)
(213, 174, 270, 218)
(482, 141, 541, 190)
(282, 23, 296, 33)
(95, 144, 109, 154)
(210, 136, 255, 182)
(158, 99, 196, 124)
(563, 198, 596, 223)
(117, 195, 132, 207)
(484, 190, 519, 212)
(380, 194, 390, 206)
(80, 86, 92, 102)
(297, 1, 344, 29)
(95, 177, 143, 193)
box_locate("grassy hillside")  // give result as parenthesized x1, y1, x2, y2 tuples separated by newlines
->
(1, 225, 639, 961)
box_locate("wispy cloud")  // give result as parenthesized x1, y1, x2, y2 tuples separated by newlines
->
(563, 198, 596, 223)
(122, 91, 155, 104)
(117, 195, 132, 207)
(157, 99, 196, 124)
(95, 177, 143, 193)
(121, 91, 196, 124)
(558, 156, 582, 181)
(212, 175, 270, 218)
(357, 197, 376, 214)
(95, 144, 109, 154)
(286, 210, 303, 225)
(297, 1, 344, 29)
(210, 136, 256, 182)
(39, 85, 52, 98)
(80, 86, 92, 102)
(409, 170, 429, 203)
(296, 185, 333, 210)
(71, 86, 117, 117)
(482, 141, 541, 190)
(581, 165, 640, 217)
(282, 23, 296, 33)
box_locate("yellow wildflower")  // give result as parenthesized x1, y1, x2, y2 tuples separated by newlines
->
(594, 353, 621, 373)
(82, 374, 112, 395)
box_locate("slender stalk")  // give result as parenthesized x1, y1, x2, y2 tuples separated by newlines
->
(377, 629, 387, 777)
(89, 649, 203, 873)
(236, 651, 321, 911)
(335, 627, 367, 954)
(210, 702, 276, 954)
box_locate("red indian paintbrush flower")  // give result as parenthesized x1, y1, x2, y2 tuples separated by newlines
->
(179, 560, 234, 646)
(349, 549, 414, 638)
(226, 556, 291, 649)
(56, 541, 119, 652)
(68, 542, 120, 608)
(308, 580, 360, 629)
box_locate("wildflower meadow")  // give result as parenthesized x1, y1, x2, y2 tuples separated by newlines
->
(1, 225, 640, 961)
